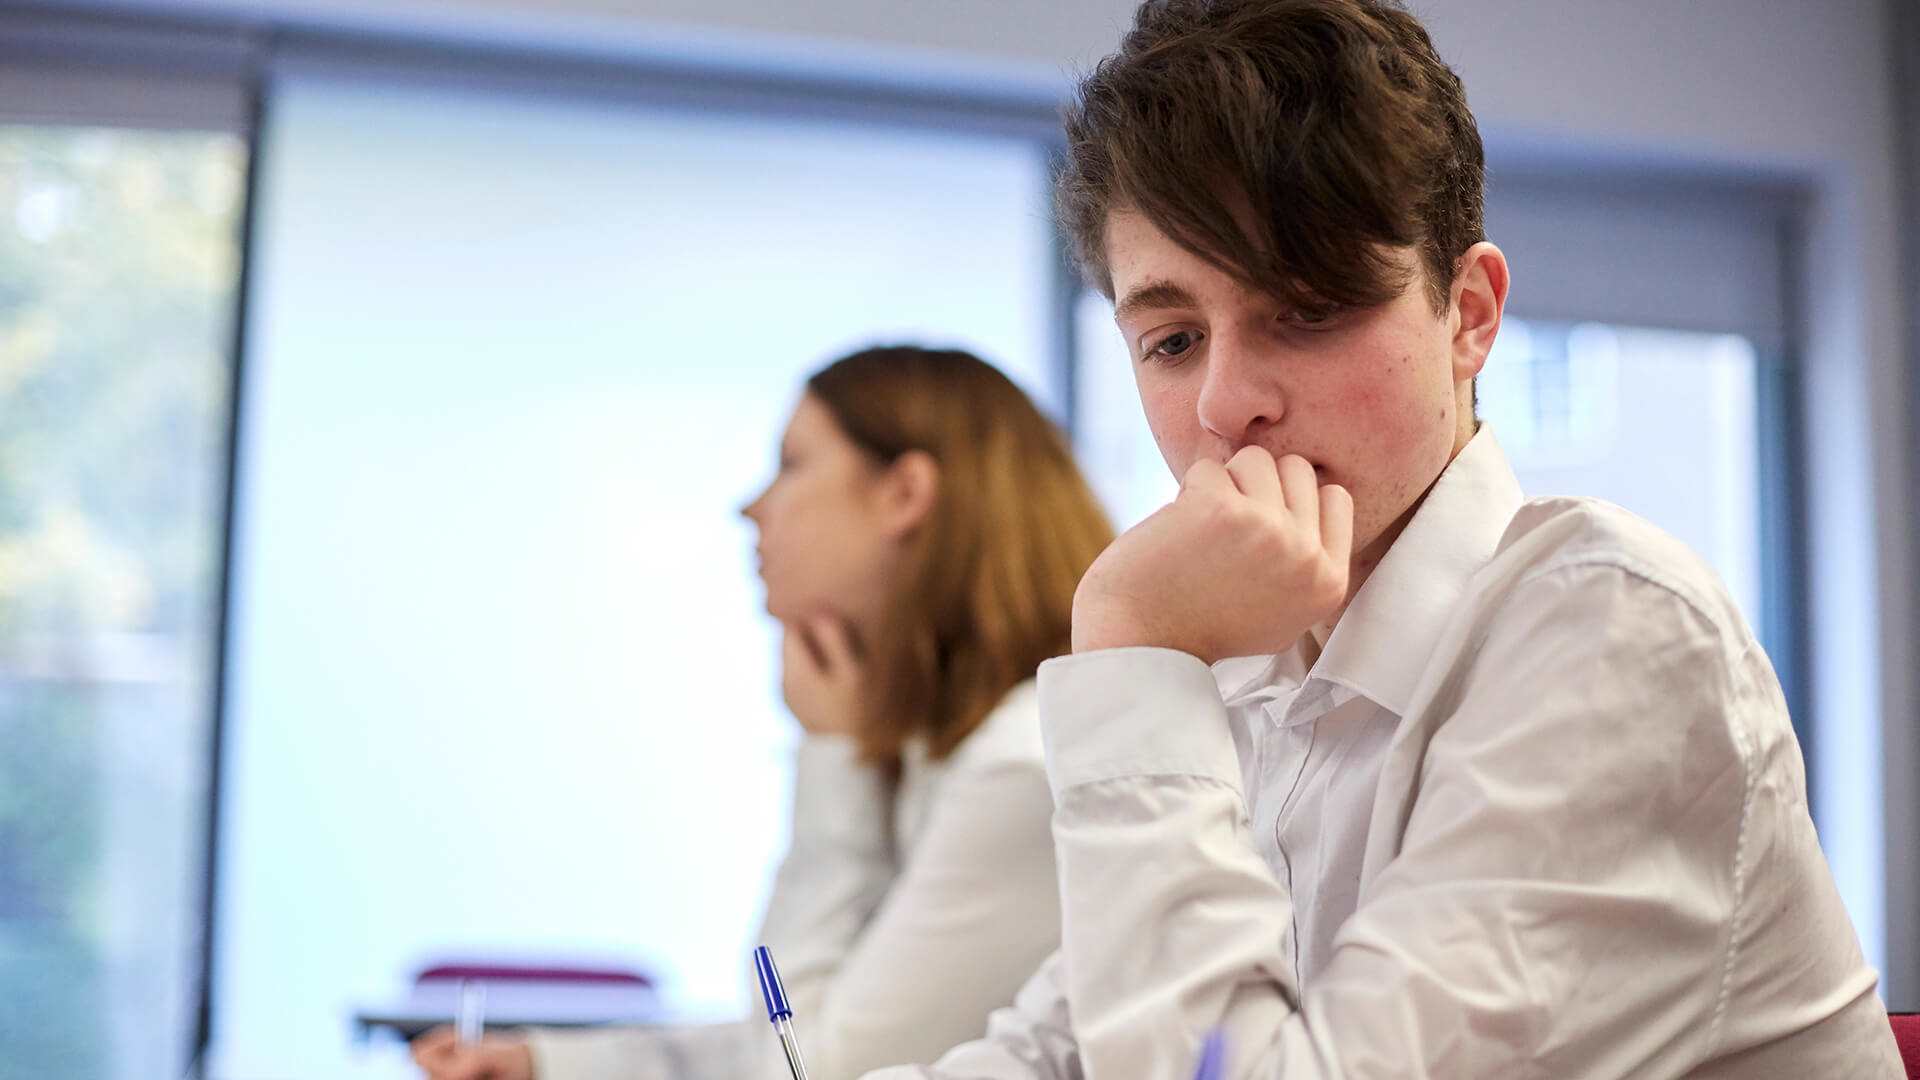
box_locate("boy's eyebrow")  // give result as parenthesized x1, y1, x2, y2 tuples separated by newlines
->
(1113, 279, 1199, 322)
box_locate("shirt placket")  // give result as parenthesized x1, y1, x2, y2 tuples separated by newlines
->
(1263, 679, 1350, 988)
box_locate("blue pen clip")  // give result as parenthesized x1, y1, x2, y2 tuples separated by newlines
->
(755, 946, 809, 1079)
(1192, 1027, 1227, 1080)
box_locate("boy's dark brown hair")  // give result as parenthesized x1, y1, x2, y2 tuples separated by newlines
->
(1057, 0, 1485, 315)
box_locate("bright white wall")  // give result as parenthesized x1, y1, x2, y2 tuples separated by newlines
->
(64, 0, 1915, 1005)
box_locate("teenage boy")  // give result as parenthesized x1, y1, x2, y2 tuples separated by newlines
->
(865, 0, 1902, 1076)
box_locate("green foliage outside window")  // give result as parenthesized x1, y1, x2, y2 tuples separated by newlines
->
(0, 125, 244, 1080)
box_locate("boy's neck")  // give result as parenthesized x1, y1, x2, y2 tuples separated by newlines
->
(1325, 420, 1480, 639)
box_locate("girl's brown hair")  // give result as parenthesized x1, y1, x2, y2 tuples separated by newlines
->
(806, 345, 1114, 764)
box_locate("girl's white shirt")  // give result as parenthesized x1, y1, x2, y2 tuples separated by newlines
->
(526, 680, 1058, 1079)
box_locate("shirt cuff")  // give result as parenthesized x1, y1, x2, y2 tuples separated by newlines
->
(1036, 647, 1240, 802)
(790, 733, 891, 853)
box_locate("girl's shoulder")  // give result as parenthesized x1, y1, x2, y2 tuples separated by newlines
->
(944, 679, 1044, 776)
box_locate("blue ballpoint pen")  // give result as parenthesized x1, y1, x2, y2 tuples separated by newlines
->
(1192, 1027, 1227, 1080)
(755, 945, 810, 1080)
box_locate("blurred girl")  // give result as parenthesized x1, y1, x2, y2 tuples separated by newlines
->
(414, 345, 1112, 1079)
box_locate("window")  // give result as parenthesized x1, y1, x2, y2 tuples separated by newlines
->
(1481, 319, 1765, 631)
(0, 124, 245, 1080)
(210, 75, 1058, 1079)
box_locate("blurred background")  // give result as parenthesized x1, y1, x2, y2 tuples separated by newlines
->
(0, 1, 1914, 1077)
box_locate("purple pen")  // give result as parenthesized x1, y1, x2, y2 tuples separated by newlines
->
(1193, 1027, 1227, 1080)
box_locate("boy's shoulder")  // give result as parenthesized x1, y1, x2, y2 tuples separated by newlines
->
(1478, 494, 1754, 646)
(1406, 495, 1792, 800)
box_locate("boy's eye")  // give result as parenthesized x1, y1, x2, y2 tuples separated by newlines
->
(1145, 329, 1202, 363)
(1283, 305, 1344, 329)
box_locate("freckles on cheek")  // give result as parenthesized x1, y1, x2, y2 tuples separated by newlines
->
(1315, 362, 1436, 477)
(1355, 358, 1436, 438)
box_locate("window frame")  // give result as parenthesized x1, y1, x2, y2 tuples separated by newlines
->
(0, 14, 262, 1077)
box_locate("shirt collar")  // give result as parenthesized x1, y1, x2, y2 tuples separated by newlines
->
(1213, 653, 1295, 703)
(1246, 425, 1524, 720)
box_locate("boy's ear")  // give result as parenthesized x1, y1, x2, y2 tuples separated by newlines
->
(1450, 241, 1509, 385)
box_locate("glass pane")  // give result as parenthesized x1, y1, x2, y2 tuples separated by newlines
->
(0, 125, 244, 1079)
(212, 78, 1058, 1079)
(1481, 319, 1764, 631)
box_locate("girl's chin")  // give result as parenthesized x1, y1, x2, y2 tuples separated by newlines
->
(763, 594, 804, 624)
(764, 591, 839, 626)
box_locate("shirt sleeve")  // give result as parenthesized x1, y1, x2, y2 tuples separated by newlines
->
(797, 747, 1063, 1076)
(860, 951, 1083, 1080)
(1033, 564, 1811, 1078)
(527, 1020, 756, 1079)
(526, 733, 897, 1080)
(757, 732, 902, 1012)
(533, 726, 1066, 1079)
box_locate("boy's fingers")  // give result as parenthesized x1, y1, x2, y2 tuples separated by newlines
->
(1180, 457, 1234, 498)
(1223, 446, 1282, 505)
(1276, 455, 1319, 527)
(1319, 484, 1354, 561)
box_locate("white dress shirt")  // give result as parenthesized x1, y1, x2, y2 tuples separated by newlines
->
(865, 429, 1901, 1079)
(528, 680, 1059, 1080)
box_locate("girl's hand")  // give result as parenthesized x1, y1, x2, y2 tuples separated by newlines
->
(410, 1027, 534, 1080)
(781, 615, 868, 737)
